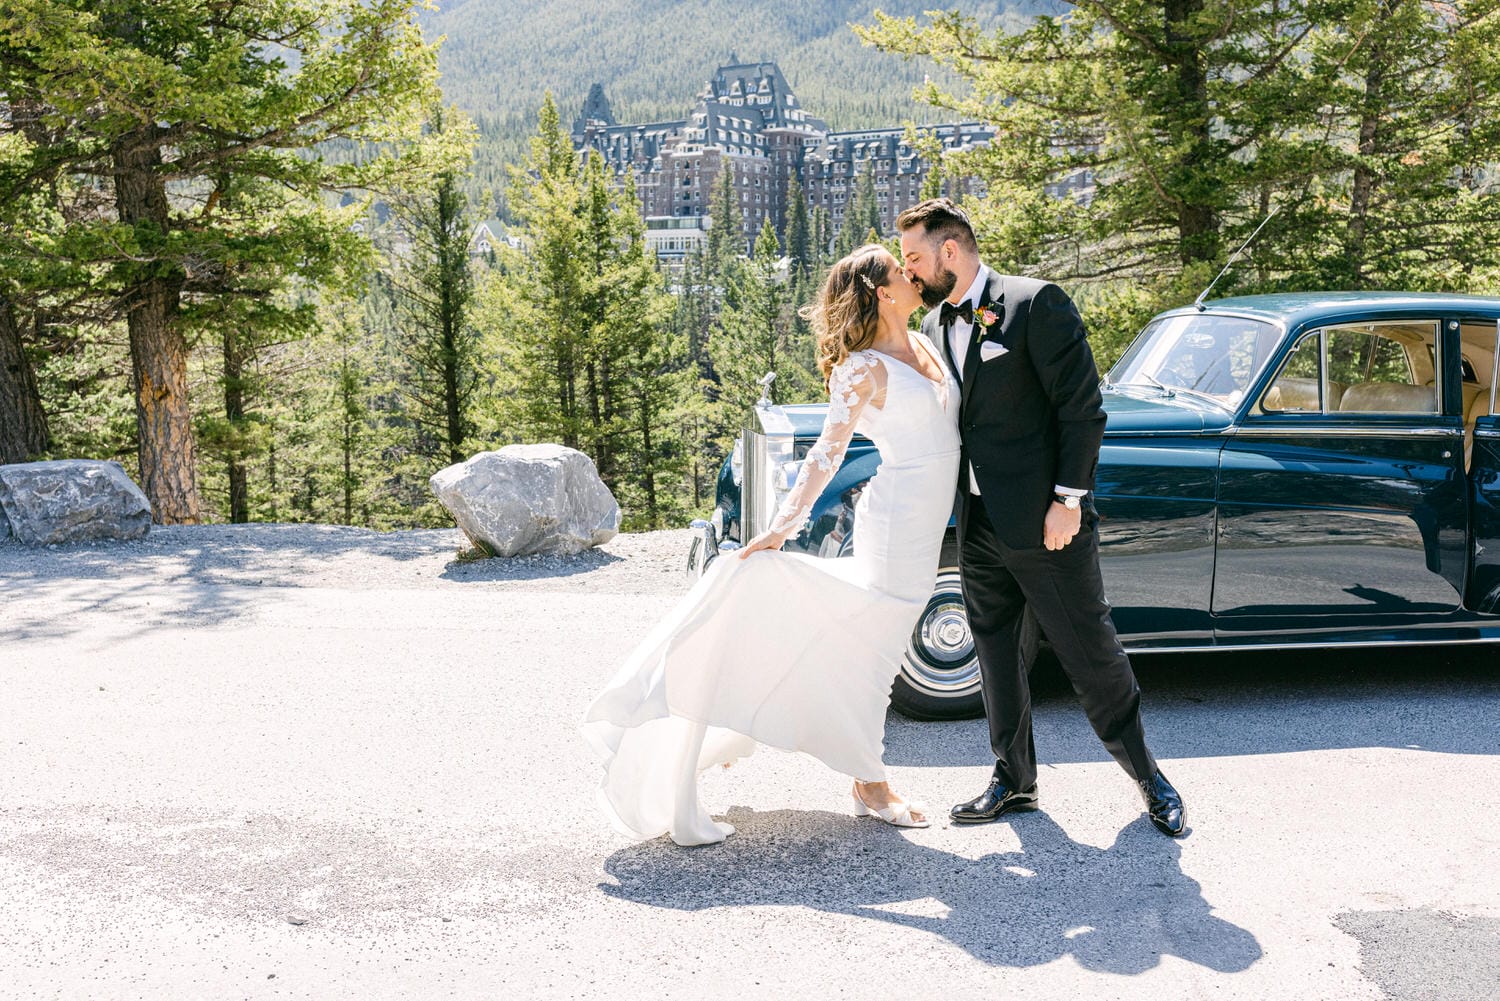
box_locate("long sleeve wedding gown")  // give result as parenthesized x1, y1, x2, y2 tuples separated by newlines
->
(583, 337, 960, 844)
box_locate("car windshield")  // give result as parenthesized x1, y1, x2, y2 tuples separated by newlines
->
(1107, 313, 1282, 408)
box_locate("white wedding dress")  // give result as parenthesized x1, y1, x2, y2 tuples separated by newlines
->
(582, 336, 961, 844)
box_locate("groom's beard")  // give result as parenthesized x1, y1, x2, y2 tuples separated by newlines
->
(917, 263, 958, 308)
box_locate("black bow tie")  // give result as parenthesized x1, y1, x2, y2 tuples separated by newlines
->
(940, 300, 974, 329)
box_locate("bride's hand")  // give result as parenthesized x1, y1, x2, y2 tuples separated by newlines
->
(738, 529, 790, 559)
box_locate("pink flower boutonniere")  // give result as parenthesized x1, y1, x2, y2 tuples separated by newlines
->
(975, 307, 999, 333)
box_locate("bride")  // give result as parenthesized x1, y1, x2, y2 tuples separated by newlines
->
(582, 244, 961, 845)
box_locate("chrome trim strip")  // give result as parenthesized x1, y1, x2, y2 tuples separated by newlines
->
(1491, 318, 1499, 416)
(1124, 635, 1500, 655)
(1103, 429, 1235, 439)
(1318, 328, 1329, 412)
(1229, 425, 1460, 438)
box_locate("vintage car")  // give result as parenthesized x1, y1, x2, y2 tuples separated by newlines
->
(686, 292, 1500, 719)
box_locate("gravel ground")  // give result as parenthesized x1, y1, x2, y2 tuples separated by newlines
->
(2, 524, 1499, 1000)
(0, 522, 694, 593)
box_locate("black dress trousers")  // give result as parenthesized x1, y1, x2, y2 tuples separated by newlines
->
(958, 495, 1158, 790)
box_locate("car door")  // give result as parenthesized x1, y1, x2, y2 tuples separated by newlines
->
(1212, 317, 1467, 636)
(1465, 317, 1500, 614)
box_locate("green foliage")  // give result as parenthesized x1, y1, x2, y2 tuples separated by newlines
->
(0, 0, 447, 519)
(783, 176, 813, 278)
(387, 104, 484, 466)
(478, 100, 693, 528)
(835, 161, 883, 257)
(859, 1, 1500, 343)
(706, 166, 745, 276)
(712, 217, 819, 426)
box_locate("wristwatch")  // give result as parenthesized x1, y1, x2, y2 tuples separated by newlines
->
(1053, 493, 1082, 511)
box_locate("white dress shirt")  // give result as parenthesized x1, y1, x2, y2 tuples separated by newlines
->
(944, 266, 1087, 501)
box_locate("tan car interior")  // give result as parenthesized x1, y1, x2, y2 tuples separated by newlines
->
(1261, 320, 1500, 469)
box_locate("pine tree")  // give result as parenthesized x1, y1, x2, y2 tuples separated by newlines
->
(857, 2, 1500, 355)
(0, 296, 50, 463)
(482, 97, 688, 527)
(783, 176, 813, 279)
(607, 174, 692, 528)
(1294, 1, 1500, 290)
(712, 218, 817, 427)
(388, 104, 483, 466)
(811, 206, 834, 267)
(706, 164, 745, 277)
(484, 92, 590, 450)
(835, 161, 882, 258)
(0, 0, 442, 522)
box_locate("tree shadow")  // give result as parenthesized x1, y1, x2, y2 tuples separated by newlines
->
(0, 524, 463, 643)
(601, 809, 1260, 975)
(0, 523, 623, 642)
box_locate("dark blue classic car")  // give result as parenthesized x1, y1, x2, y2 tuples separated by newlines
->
(687, 293, 1500, 719)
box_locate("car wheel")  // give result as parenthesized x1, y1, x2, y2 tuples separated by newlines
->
(891, 539, 985, 720)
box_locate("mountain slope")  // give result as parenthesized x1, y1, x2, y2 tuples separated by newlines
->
(425, 0, 1029, 133)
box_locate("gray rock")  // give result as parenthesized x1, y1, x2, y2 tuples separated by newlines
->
(430, 445, 620, 557)
(0, 460, 152, 545)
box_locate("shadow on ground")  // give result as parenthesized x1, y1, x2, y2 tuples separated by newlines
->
(602, 808, 1260, 974)
(884, 645, 1500, 767)
(0, 523, 622, 642)
(436, 548, 623, 583)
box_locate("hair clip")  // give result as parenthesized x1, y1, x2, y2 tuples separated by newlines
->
(858, 273, 875, 290)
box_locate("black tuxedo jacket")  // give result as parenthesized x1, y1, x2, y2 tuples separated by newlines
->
(920, 270, 1107, 549)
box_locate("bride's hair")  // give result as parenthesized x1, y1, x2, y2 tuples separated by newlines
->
(801, 244, 893, 386)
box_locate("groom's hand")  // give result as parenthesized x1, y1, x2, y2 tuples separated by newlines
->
(1043, 502, 1082, 551)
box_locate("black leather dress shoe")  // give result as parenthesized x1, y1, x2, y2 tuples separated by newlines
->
(950, 778, 1039, 824)
(1140, 770, 1186, 836)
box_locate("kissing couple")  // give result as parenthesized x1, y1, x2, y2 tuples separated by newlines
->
(583, 198, 1185, 846)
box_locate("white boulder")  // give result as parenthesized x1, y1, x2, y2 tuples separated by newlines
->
(0, 460, 152, 545)
(430, 445, 620, 557)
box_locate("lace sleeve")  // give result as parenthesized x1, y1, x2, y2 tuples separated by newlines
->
(768, 352, 886, 537)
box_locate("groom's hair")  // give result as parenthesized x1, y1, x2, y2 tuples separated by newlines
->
(896, 198, 977, 254)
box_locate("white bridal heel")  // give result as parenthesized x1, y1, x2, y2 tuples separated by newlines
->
(851, 785, 931, 829)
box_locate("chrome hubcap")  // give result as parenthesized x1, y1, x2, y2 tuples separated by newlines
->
(902, 569, 981, 697)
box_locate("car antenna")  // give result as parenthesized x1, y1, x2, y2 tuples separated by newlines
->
(1194, 205, 1282, 311)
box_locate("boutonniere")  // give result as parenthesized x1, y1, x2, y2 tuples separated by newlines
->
(974, 306, 999, 335)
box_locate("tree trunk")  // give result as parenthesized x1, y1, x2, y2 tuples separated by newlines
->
(0, 296, 51, 463)
(115, 130, 200, 523)
(1164, 0, 1219, 267)
(223, 327, 249, 523)
(342, 392, 354, 526)
(268, 433, 279, 521)
(640, 397, 657, 525)
(1347, 3, 1395, 288)
(441, 312, 463, 464)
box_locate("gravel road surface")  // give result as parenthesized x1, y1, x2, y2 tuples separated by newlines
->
(2, 524, 1497, 1000)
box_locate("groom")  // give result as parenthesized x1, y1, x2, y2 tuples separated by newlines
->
(896, 198, 1185, 837)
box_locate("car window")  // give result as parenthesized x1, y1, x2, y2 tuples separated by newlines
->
(1109, 314, 1281, 407)
(1326, 329, 1413, 387)
(1262, 321, 1438, 415)
(1261, 333, 1322, 412)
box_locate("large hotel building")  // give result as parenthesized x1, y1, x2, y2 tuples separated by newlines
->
(571, 61, 995, 260)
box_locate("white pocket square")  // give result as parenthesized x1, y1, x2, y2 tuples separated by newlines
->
(979, 341, 1009, 362)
